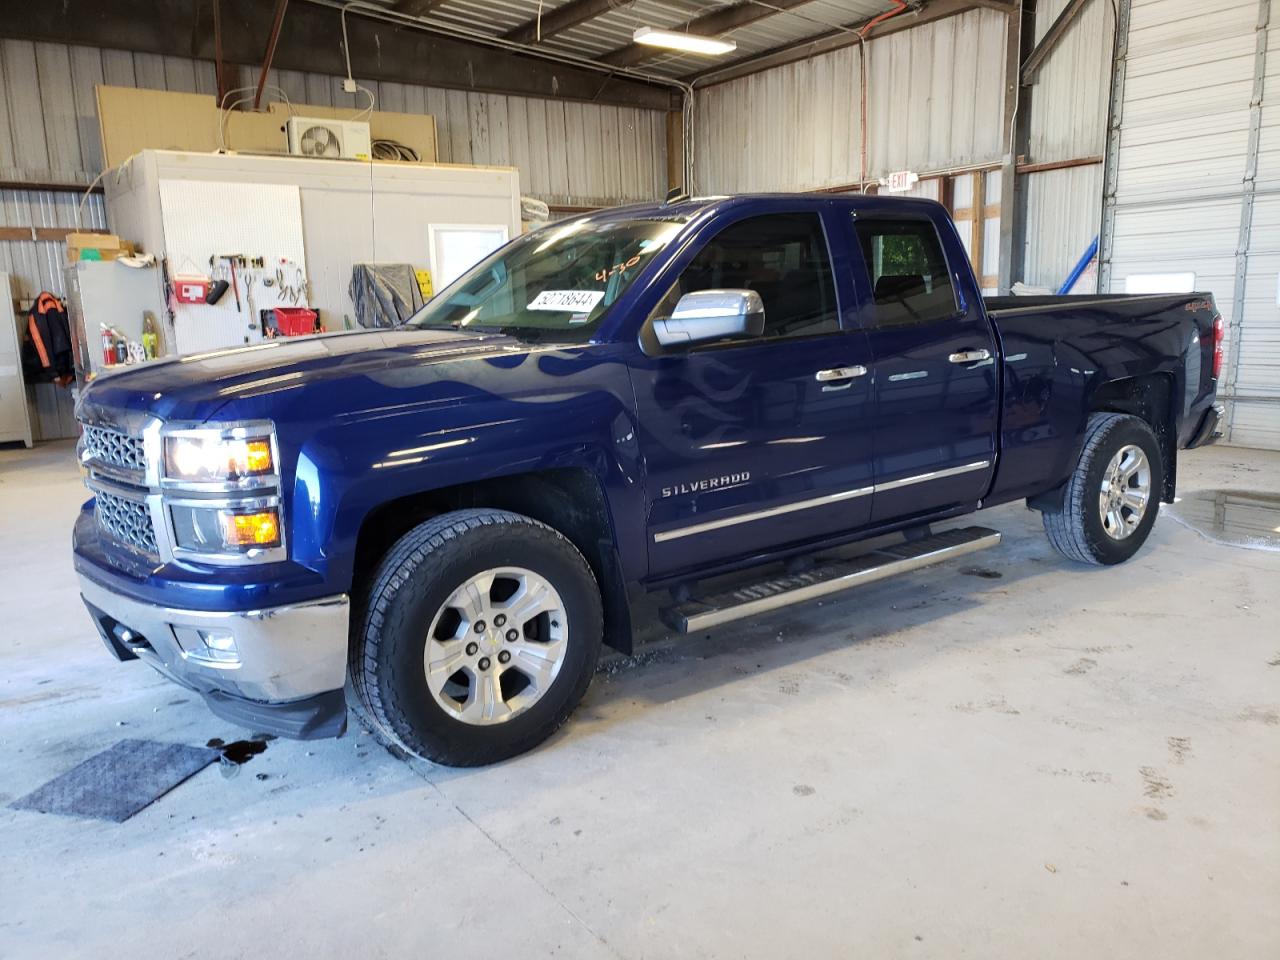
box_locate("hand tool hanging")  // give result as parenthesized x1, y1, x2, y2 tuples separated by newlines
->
(211, 254, 246, 312)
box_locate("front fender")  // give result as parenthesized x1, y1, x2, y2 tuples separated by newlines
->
(271, 346, 648, 595)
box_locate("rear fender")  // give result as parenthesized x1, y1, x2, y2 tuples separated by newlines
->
(1029, 373, 1177, 509)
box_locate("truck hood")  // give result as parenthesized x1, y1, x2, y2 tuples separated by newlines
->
(80, 328, 530, 424)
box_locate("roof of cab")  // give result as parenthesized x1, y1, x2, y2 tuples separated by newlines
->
(581, 192, 945, 223)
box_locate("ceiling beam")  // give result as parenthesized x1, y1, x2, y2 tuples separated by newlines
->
(0, 0, 678, 110)
(1021, 0, 1092, 85)
(689, 0, 1003, 86)
(600, 0, 814, 68)
(393, 0, 451, 14)
(505, 0, 634, 45)
(253, 0, 290, 109)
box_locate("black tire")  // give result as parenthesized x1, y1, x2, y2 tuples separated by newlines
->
(1041, 412, 1164, 565)
(351, 509, 602, 766)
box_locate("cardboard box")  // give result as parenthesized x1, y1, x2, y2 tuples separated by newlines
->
(95, 85, 439, 169)
(66, 233, 136, 263)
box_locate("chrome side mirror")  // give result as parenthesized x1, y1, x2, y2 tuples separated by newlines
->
(653, 289, 766, 347)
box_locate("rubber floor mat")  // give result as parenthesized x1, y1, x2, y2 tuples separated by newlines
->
(9, 739, 217, 822)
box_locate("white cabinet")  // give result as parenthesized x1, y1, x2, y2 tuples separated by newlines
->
(104, 150, 522, 354)
(0, 273, 34, 448)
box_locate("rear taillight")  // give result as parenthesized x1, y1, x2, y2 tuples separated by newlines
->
(1212, 314, 1224, 379)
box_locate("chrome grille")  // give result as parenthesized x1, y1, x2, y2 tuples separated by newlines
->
(94, 489, 158, 556)
(81, 424, 147, 475)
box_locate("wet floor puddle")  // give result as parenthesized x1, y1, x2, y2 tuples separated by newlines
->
(1166, 489, 1280, 551)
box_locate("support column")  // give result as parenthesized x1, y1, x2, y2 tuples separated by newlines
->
(1224, 0, 1272, 439)
(1097, 0, 1133, 293)
(997, 1, 1033, 294)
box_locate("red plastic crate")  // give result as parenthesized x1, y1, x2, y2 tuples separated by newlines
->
(270, 307, 319, 337)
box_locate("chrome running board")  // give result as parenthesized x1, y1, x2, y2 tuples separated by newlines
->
(663, 526, 1002, 633)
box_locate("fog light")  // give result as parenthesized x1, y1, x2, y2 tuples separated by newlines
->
(202, 630, 237, 653)
(220, 509, 281, 549)
(174, 626, 241, 664)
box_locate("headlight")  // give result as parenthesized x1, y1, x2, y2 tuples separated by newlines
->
(163, 425, 275, 485)
(170, 502, 283, 555)
(159, 422, 285, 564)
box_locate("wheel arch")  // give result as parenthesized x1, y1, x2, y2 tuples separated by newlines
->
(1028, 372, 1177, 512)
(1088, 373, 1177, 502)
(351, 467, 635, 655)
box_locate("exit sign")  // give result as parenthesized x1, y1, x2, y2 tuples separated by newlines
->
(883, 170, 919, 193)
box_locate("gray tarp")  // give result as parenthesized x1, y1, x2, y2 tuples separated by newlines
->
(348, 263, 426, 328)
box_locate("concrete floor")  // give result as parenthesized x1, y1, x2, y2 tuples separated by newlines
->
(1, 439, 1277, 959)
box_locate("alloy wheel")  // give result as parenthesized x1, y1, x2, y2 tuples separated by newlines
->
(1098, 444, 1151, 540)
(423, 567, 568, 725)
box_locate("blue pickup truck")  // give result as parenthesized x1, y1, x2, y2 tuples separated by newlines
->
(74, 194, 1224, 765)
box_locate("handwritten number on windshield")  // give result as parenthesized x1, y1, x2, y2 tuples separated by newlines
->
(595, 255, 642, 283)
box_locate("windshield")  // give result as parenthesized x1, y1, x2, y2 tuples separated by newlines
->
(407, 216, 688, 341)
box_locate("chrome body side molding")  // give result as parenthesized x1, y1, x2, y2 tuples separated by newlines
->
(654, 460, 992, 543)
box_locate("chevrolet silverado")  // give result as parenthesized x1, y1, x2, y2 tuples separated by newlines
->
(73, 194, 1224, 765)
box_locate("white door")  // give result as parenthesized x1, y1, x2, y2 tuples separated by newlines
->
(1104, 0, 1279, 448)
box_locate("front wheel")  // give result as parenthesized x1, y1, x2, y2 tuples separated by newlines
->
(1041, 412, 1164, 565)
(352, 509, 603, 766)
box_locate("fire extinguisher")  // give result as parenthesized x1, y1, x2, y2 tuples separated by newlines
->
(101, 325, 115, 366)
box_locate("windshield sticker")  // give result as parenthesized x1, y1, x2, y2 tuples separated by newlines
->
(528, 289, 606, 312)
(568, 313, 592, 324)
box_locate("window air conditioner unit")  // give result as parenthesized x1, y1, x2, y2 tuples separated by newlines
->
(285, 117, 372, 161)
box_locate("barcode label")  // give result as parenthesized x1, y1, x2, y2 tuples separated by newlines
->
(527, 289, 606, 312)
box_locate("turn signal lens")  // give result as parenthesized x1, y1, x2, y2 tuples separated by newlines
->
(243, 439, 273, 474)
(220, 509, 281, 548)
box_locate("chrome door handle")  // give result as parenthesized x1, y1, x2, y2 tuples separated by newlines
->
(815, 365, 868, 382)
(949, 349, 992, 364)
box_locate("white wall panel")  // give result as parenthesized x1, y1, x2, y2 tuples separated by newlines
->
(1105, 0, 1277, 448)
(693, 8, 1008, 194)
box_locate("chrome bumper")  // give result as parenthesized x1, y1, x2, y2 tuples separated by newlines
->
(78, 573, 350, 705)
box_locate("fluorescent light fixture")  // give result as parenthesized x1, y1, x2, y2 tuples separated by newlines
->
(632, 27, 737, 56)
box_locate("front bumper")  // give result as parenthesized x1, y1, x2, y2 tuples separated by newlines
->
(1188, 401, 1226, 448)
(79, 572, 350, 740)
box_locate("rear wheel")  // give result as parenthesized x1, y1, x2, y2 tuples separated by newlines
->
(352, 509, 602, 766)
(1041, 412, 1163, 565)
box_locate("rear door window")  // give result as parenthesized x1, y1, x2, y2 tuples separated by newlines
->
(853, 216, 958, 327)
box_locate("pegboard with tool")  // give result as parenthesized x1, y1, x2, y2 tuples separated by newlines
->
(157, 180, 312, 354)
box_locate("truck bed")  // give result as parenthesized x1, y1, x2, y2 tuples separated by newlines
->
(983, 292, 1207, 315)
(979, 289, 1220, 509)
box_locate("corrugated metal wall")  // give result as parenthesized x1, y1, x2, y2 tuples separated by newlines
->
(1020, 160, 1104, 290)
(692, 7, 1009, 194)
(1019, 0, 1114, 291)
(1027, 0, 1111, 161)
(1104, 0, 1278, 449)
(1, 191, 106, 301)
(0, 39, 669, 300)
